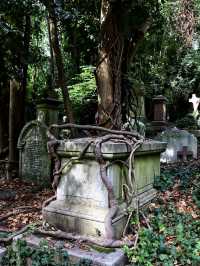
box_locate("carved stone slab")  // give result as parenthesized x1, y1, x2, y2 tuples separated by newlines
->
(17, 121, 51, 187)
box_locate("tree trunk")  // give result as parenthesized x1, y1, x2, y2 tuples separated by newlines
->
(15, 15, 31, 132)
(121, 18, 151, 121)
(96, 1, 152, 128)
(0, 90, 4, 153)
(47, 16, 55, 86)
(7, 80, 18, 179)
(0, 114, 4, 154)
(47, 0, 75, 124)
(95, 0, 124, 129)
(22, 16, 31, 100)
(0, 86, 9, 158)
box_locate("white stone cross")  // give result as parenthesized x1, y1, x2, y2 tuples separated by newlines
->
(189, 94, 200, 113)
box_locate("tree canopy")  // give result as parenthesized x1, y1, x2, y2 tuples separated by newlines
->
(1, 0, 200, 157)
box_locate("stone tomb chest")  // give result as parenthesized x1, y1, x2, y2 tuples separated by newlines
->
(43, 138, 166, 239)
(17, 121, 51, 187)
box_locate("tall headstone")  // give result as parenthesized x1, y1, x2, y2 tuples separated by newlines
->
(17, 97, 61, 186)
(151, 95, 167, 132)
(17, 121, 50, 186)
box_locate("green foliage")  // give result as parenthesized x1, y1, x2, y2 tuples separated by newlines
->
(125, 198, 200, 264)
(129, 0, 200, 121)
(154, 166, 199, 192)
(2, 239, 92, 266)
(68, 66, 97, 123)
(154, 171, 175, 192)
(69, 66, 96, 105)
(192, 186, 200, 208)
(124, 166, 200, 265)
(176, 115, 198, 129)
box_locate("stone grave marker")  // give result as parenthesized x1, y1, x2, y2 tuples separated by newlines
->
(153, 95, 167, 122)
(151, 95, 167, 132)
(187, 94, 200, 141)
(17, 97, 61, 186)
(17, 121, 51, 187)
(189, 94, 200, 117)
(156, 127, 197, 163)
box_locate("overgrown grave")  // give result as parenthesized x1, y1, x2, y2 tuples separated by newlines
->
(1, 158, 199, 265)
(0, 123, 166, 265)
(42, 123, 166, 248)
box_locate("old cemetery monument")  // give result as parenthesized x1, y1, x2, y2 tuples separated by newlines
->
(145, 94, 168, 137)
(43, 134, 166, 243)
(189, 93, 200, 118)
(157, 93, 200, 163)
(16, 105, 166, 264)
(187, 93, 200, 141)
(17, 98, 61, 187)
(151, 95, 168, 133)
(156, 127, 197, 163)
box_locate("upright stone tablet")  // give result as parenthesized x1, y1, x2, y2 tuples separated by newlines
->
(17, 97, 61, 187)
(17, 121, 50, 187)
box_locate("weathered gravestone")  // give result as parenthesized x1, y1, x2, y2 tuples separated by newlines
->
(17, 97, 61, 186)
(156, 127, 197, 163)
(17, 121, 51, 186)
(151, 95, 168, 133)
(43, 138, 166, 239)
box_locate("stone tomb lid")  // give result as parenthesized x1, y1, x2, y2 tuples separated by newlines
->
(56, 137, 166, 157)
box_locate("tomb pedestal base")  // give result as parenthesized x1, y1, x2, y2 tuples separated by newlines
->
(43, 138, 166, 239)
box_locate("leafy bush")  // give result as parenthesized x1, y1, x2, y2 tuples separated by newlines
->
(124, 167, 200, 265)
(124, 206, 200, 265)
(2, 239, 92, 266)
(68, 66, 97, 124)
(176, 115, 198, 129)
(192, 186, 200, 208)
(154, 171, 175, 192)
